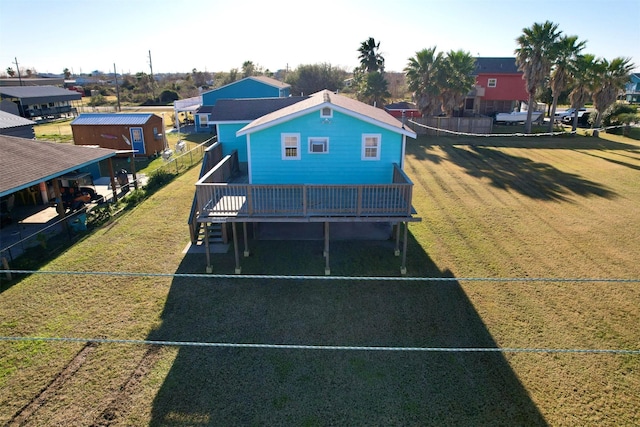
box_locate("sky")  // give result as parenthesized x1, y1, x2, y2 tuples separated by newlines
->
(1, 0, 638, 76)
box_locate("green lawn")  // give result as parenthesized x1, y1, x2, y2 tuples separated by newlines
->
(0, 132, 639, 425)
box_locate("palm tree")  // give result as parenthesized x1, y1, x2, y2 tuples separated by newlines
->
(548, 35, 586, 132)
(360, 71, 391, 107)
(515, 21, 562, 133)
(591, 57, 635, 136)
(438, 50, 477, 116)
(568, 53, 597, 131)
(358, 37, 384, 73)
(405, 47, 443, 116)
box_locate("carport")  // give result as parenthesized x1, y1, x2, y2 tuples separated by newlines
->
(0, 135, 119, 260)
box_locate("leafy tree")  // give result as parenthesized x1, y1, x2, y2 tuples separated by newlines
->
(222, 68, 239, 85)
(405, 47, 443, 116)
(438, 50, 476, 116)
(591, 57, 635, 135)
(285, 63, 346, 96)
(548, 35, 586, 131)
(63, 68, 71, 79)
(358, 37, 385, 73)
(515, 20, 562, 133)
(568, 53, 597, 131)
(159, 89, 179, 104)
(6, 67, 15, 77)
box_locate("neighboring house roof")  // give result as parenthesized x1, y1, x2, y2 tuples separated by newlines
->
(385, 101, 418, 110)
(71, 113, 157, 126)
(237, 90, 416, 138)
(0, 85, 81, 103)
(473, 57, 521, 74)
(0, 110, 36, 129)
(0, 135, 117, 197)
(207, 97, 308, 122)
(202, 76, 290, 96)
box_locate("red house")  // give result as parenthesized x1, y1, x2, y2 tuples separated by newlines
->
(465, 58, 529, 116)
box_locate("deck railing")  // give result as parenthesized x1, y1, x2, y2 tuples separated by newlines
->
(196, 163, 413, 219)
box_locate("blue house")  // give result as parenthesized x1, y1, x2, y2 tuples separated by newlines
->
(195, 76, 291, 132)
(624, 73, 640, 103)
(191, 90, 419, 275)
(206, 96, 308, 172)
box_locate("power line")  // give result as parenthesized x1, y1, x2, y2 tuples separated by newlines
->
(0, 336, 638, 355)
(2, 269, 639, 283)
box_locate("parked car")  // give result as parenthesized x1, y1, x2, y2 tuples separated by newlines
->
(554, 108, 586, 121)
(562, 111, 591, 127)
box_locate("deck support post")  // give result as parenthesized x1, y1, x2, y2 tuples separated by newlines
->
(324, 222, 330, 275)
(243, 222, 250, 257)
(204, 223, 213, 273)
(232, 222, 241, 274)
(401, 221, 408, 275)
(394, 222, 401, 256)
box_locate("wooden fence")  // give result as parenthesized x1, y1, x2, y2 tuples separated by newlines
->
(408, 116, 494, 136)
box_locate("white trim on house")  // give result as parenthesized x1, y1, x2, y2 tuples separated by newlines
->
(247, 134, 253, 183)
(281, 133, 301, 160)
(361, 134, 381, 161)
(308, 137, 329, 154)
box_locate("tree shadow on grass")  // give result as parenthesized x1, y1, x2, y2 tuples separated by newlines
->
(410, 137, 617, 201)
(147, 233, 548, 426)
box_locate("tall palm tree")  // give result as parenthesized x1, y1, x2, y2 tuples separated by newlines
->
(515, 21, 562, 133)
(358, 37, 384, 73)
(548, 35, 586, 132)
(438, 50, 477, 116)
(568, 53, 597, 131)
(405, 47, 443, 116)
(591, 57, 635, 136)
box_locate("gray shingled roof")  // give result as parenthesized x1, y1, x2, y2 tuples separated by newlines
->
(473, 57, 521, 75)
(207, 97, 308, 122)
(0, 85, 82, 103)
(237, 90, 416, 138)
(0, 135, 116, 197)
(0, 110, 35, 129)
(71, 113, 156, 125)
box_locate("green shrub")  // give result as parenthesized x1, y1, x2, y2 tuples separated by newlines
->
(123, 189, 147, 209)
(144, 170, 176, 195)
(603, 104, 637, 133)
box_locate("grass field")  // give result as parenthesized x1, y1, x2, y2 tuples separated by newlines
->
(0, 131, 639, 425)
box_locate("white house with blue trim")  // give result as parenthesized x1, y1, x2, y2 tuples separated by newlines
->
(191, 90, 420, 275)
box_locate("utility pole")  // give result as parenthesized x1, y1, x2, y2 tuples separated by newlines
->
(148, 50, 156, 101)
(114, 63, 121, 112)
(14, 57, 23, 86)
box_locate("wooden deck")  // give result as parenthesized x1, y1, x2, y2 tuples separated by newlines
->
(195, 153, 417, 222)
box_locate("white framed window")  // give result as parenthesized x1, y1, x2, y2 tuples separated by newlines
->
(362, 134, 381, 160)
(488, 78, 497, 88)
(308, 137, 329, 154)
(199, 114, 209, 127)
(281, 133, 301, 160)
(321, 107, 332, 118)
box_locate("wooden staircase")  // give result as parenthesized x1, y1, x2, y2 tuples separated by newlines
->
(188, 139, 229, 245)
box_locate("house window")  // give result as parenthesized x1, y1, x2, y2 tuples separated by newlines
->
(488, 78, 497, 88)
(282, 133, 301, 160)
(362, 134, 381, 160)
(199, 114, 209, 128)
(321, 107, 332, 118)
(308, 137, 329, 153)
